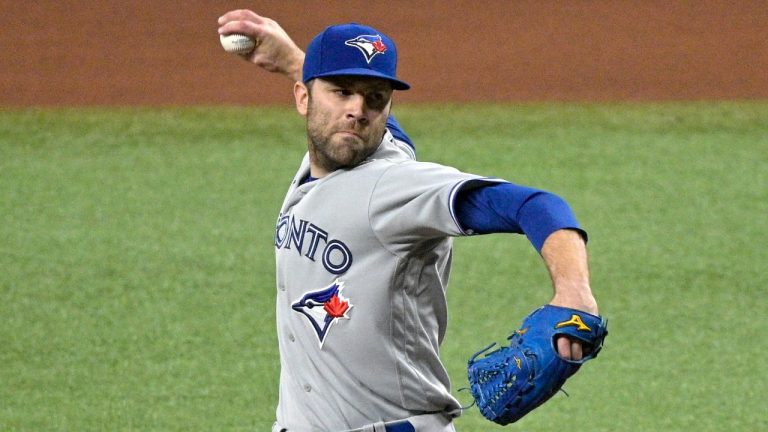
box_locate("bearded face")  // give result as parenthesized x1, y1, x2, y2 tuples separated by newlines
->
(296, 76, 393, 176)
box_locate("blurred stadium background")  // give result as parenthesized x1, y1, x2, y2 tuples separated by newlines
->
(1, 1, 767, 105)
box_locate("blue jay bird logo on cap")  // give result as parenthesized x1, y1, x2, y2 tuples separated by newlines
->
(292, 279, 353, 348)
(345, 35, 387, 63)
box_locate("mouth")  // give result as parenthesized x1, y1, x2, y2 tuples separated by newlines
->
(335, 130, 363, 140)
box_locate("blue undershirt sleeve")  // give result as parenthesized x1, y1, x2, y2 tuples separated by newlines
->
(386, 115, 414, 150)
(454, 182, 587, 253)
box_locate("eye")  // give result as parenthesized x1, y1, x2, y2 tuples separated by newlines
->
(366, 91, 389, 109)
(333, 88, 353, 97)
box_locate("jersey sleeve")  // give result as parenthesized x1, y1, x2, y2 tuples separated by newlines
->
(368, 161, 502, 255)
(454, 182, 587, 253)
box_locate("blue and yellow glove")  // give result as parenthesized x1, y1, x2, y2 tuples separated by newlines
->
(467, 305, 608, 425)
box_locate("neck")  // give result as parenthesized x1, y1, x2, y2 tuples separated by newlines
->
(309, 163, 330, 178)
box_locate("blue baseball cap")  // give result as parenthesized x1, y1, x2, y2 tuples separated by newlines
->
(302, 23, 410, 90)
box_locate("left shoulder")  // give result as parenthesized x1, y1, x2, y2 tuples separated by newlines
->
(367, 130, 416, 162)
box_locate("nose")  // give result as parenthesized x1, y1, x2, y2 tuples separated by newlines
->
(345, 94, 368, 124)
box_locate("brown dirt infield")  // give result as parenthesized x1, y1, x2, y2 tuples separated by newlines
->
(1, 1, 766, 106)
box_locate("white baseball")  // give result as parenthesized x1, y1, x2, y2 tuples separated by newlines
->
(220, 33, 257, 55)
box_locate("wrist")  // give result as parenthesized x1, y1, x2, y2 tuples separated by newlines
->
(549, 289, 598, 315)
(287, 52, 305, 82)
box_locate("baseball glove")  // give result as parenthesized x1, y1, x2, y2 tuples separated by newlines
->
(467, 304, 608, 425)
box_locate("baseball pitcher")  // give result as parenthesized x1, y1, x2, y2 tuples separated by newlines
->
(218, 10, 607, 432)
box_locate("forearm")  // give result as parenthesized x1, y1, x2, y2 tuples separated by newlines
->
(540, 229, 598, 314)
(281, 51, 305, 82)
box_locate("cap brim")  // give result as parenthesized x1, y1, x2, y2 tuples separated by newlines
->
(308, 68, 410, 90)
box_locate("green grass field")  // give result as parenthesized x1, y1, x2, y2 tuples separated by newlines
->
(1, 103, 766, 431)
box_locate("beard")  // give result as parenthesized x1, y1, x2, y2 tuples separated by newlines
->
(305, 102, 386, 173)
(307, 127, 373, 172)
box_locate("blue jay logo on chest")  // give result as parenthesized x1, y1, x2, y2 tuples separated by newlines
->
(292, 279, 353, 348)
(345, 35, 387, 63)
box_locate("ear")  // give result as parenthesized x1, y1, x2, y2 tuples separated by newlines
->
(294, 81, 308, 116)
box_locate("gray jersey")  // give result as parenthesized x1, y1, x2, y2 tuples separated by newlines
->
(273, 130, 499, 431)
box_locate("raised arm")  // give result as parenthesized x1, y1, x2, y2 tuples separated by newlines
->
(217, 9, 305, 82)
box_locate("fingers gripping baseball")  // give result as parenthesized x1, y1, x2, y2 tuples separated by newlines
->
(217, 9, 305, 81)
